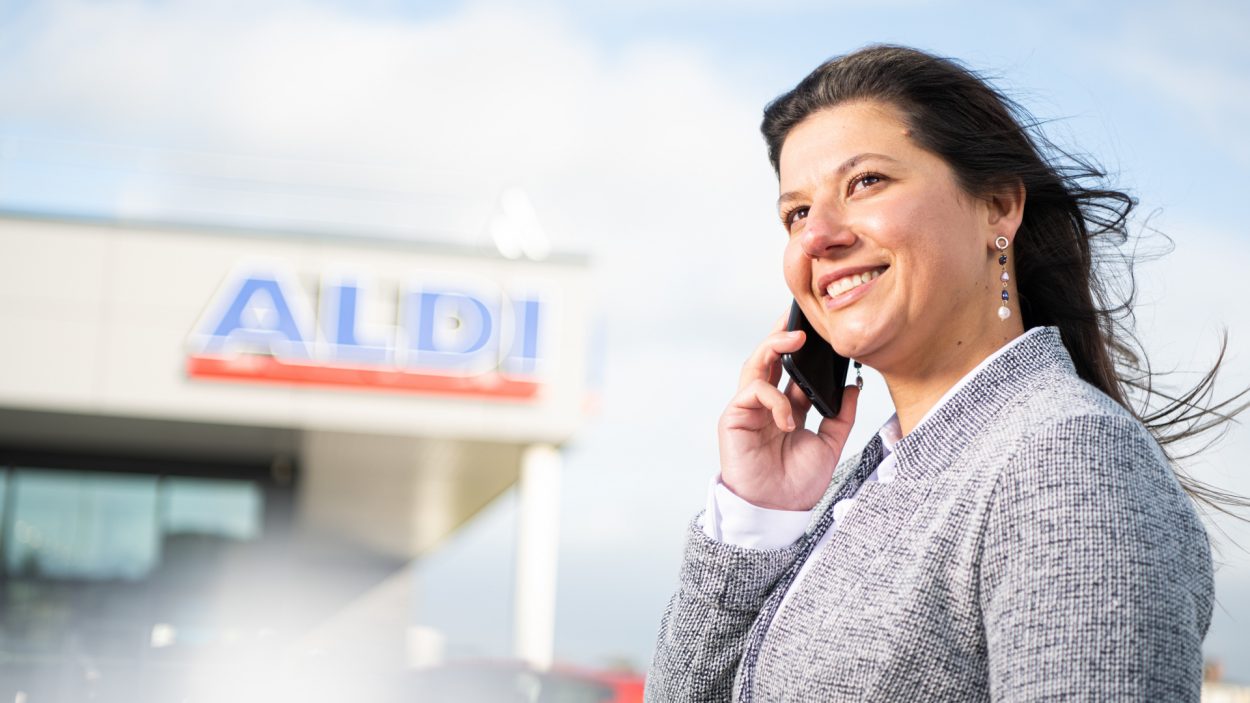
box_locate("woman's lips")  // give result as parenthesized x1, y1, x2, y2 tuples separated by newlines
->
(825, 267, 886, 297)
(822, 266, 886, 309)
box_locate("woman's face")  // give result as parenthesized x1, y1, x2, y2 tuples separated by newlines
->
(778, 100, 1003, 373)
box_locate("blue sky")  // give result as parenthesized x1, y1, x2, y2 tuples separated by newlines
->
(2, 0, 1249, 680)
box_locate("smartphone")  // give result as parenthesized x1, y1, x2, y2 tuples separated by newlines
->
(780, 299, 851, 418)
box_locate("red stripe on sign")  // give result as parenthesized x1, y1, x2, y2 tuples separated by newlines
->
(186, 354, 540, 400)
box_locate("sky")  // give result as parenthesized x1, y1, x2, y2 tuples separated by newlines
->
(2, 0, 1249, 681)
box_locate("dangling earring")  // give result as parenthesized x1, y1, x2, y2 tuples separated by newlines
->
(995, 236, 1011, 321)
(853, 360, 863, 390)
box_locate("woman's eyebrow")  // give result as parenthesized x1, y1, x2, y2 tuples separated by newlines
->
(776, 152, 899, 211)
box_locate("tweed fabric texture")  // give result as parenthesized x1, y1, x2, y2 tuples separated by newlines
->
(644, 326, 1214, 702)
(735, 433, 883, 700)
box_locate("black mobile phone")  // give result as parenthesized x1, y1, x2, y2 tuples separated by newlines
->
(780, 300, 851, 418)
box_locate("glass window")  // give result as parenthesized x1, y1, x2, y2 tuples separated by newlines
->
(7, 469, 159, 581)
(2, 470, 265, 581)
(162, 477, 262, 541)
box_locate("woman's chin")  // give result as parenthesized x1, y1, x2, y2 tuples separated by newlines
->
(830, 339, 871, 363)
(827, 327, 878, 362)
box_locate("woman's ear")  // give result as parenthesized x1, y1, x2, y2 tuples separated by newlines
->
(986, 179, 1026, 242)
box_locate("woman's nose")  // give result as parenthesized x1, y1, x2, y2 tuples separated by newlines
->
(799, 210, 855, 258)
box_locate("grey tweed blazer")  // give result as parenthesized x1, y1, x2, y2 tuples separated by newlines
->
(646, 326, 1213, 702)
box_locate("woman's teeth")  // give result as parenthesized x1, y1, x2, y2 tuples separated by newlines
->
(827, 268, 884, 297)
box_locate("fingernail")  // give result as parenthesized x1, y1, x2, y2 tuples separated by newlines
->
(787, 418, 796, 431)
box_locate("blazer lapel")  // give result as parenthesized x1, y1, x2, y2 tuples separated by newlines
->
(734, 435, 884, 702)
(749, 326, 1078, 690)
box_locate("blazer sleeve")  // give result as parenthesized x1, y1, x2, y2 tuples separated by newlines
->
(979, 413, 1215, 701)
(644, 513, 804, 703)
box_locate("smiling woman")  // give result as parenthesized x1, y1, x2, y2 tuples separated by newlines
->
(644, 45, 1249, 702)
(777, 100, 1021, 403)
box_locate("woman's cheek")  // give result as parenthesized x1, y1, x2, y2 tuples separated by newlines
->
(781, 241, 810, 296)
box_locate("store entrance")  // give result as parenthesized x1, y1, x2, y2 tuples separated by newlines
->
(0, 444, 402, 702)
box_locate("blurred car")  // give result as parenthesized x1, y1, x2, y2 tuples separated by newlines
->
(407, 659, 644, 703)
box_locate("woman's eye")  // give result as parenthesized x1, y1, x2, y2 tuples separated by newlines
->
(784, 206, 809, 228)
(849, 172, 884, 194)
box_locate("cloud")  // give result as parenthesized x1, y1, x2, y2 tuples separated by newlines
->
(1106, 53, 1250, 165)
(0, 0, 795, 665)
(1096, 0, 1250, 165)
(0, 0, 790, 332)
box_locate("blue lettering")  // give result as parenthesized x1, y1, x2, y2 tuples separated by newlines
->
(200, 275, 310, 358)
(193, 266, 548, 381)
(504, 298, 542, 375)
(321, 281, 390, 365)
(404, 289, 496, 372)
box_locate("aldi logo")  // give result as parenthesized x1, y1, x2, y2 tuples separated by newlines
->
(186, 261, 550, 400)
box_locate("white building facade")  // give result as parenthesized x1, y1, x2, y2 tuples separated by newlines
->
(0, 212, 593, 698)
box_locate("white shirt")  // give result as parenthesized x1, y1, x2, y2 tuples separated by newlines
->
(700, 327, 1045, 609)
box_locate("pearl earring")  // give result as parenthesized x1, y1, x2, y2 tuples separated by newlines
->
(995, 236, 1011, 321)
(853, 361, 863, 390)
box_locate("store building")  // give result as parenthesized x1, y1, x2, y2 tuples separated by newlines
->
(0, 211, 592, 700)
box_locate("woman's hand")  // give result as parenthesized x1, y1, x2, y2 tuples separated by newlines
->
(717, 313, 860, 511)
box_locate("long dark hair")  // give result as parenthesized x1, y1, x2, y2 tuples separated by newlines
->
(761, 44, 1250, 517)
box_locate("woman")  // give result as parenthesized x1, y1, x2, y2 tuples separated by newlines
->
(645, 45, 1242, 702)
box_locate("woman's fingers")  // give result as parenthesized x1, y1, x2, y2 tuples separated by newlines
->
(836, 382, 860, 424)
(727, 379, 797, 432)
(816, 383, 860, 442)
(784, 378, 813, 417)
(740, 329, 805, 389)
(726, 310, 813, 432)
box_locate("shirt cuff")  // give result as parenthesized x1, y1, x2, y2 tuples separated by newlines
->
(700, 474, 813, 549)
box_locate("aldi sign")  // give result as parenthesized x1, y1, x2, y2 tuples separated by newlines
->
(186, 261, 551, 400)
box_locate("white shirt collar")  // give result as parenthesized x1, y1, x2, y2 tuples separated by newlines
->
(878, 326, 1046, 455)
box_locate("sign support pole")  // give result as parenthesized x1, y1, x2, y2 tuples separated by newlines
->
(513, 443, 561, 669)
